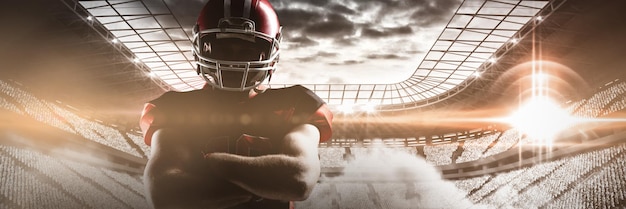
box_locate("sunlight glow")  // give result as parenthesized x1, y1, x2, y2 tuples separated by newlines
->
(338, 104, 355, 114)
(334, 103, 379, 115)
(506, 96, 574, 141)
(362, 103, 378, 114)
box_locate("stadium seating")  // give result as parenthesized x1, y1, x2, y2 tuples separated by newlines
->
(2, 78, 626, 208)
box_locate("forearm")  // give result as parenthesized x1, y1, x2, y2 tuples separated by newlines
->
(144, 163, 253, 209)
(205, 153, 320, 201)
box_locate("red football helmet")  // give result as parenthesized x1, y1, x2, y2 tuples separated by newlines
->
(193, 0, 282, 91)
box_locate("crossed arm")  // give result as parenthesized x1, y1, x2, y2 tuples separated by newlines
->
(204, 124, 321, 201)
(143, 124, 321, 209)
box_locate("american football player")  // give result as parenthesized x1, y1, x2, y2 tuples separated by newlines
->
(139, 0, 333, 208)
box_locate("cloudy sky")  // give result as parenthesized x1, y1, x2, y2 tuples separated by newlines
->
(166, 0, 462, 85)
(266, 0, 462, 84)
(78, 0, 469, 90)
(83, 0, 547, 92)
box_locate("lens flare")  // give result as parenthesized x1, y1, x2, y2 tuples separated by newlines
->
(506, 96, 574, 141)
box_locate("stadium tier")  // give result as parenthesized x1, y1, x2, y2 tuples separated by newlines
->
(2, 78, 626, 208)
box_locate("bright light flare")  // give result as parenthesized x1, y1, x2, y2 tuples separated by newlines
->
(506, 97, 574, 141)
(334, 103, 378, 115)
(337, 104, 355, 114)
(361, 103, 377, 114)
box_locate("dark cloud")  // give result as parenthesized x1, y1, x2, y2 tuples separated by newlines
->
(303, 13, 356, 38)
(361, 28, 386, 38)
(328, 3, 357, 15)
(271, 0, 330, 7)
(390, 26, 413, 35)
(329, 60, 365, 65)
(295, 56, 318, 62)
(275, 8, 323, 31)
(286, 36, 319, 47)
(405, 49, 425, 54)
(294, 51, 339, 62)
(409, 0, 461, 26)
(366, 53, 408, 60)
(361, 26, 413, 38)
(405, 0, 460, 11)
(353, 1, 380, 13)
(349, 0, 460, 27)
(318, 51, 339, 57)
(305, 0, 330, 7)
(274, 0, 459, 43)
(333, 38, 357, 47)
(164, 0, 207, 27)
(343, 60, 364, 65)
(275, 7, 357, 40)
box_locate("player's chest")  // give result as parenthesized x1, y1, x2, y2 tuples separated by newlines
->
(183, 103, 296, 156)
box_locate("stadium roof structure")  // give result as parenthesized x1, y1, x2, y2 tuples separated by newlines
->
(72, 0, 558, 111)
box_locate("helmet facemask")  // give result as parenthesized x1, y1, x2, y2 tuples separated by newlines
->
(193, 17, 281, 91)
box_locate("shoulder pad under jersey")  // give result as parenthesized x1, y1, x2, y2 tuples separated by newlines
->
(265, 85, 333, 142)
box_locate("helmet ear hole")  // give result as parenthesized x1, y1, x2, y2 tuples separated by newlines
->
(244, 22, 254, 32)
(275, 26, 283, 42)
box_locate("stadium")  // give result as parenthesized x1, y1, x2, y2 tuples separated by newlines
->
(1, 0, 625, 208)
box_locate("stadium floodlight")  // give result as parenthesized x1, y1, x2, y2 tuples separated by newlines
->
(86, 16, 93, 21)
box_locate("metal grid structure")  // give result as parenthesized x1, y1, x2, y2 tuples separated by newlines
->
(74, 0, 556, 111)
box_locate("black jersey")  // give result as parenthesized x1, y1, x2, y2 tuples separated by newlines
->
(139, 85, 333, 209)
(140, 85, 332, 149)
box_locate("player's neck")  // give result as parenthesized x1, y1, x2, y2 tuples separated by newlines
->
(209, 87, 259, 101)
